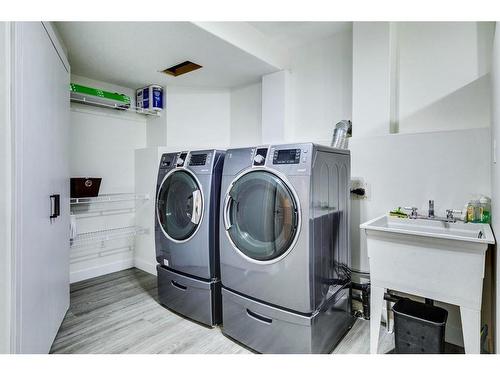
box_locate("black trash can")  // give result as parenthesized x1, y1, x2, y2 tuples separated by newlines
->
(393, 298, 448, 354)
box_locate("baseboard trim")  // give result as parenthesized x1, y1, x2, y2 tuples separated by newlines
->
(134, 258, 157, 276)
(70, 259, 134, 283)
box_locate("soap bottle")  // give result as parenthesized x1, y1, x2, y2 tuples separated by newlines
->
(467, 199, 481, 223)
(479, 196, 491, 224)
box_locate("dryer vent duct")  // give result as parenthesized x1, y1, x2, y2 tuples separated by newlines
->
(162, 61, 202, 77)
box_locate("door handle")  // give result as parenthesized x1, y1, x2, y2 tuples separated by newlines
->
(171, 280, 187, 291)
(246, 309, 272, 324)
(50, 194, 60, 219)
(223, 195, 233, 230)
(191, 189, 202, 224)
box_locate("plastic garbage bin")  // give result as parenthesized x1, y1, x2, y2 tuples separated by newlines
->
(393, 298, 448, 354)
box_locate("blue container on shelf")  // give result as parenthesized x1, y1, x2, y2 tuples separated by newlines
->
(136, 85, 163, 113)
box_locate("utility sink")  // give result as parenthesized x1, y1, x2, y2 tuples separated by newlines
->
(360, 215, 495, 245)
(360, 214, 495, 354)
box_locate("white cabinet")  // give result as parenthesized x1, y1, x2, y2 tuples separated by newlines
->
(12, 22, 70, 353)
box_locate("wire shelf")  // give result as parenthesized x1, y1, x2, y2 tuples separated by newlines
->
(71, 207, 136, 218)
(70, 193, 149, 205)
(70, 226, 148, 249)
(70, 97, 161, 116)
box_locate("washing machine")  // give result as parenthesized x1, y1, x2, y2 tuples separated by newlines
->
(219, 143, 354, 353)
(155, 149, 225, 326)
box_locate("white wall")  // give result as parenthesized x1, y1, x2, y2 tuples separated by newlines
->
(230, 82, 262, 147)
(352, 23, 393, 137)
(397, 22, 494, 134)
(258, 30, 353, 146)
(491, 22, 500, 354)
(289, 29, 353, 143)
(166, 86, 230, 150)
(146, 113, 167, 148)
(0, 21, 12, 354)
(261, 70, 290, 143)
(134, 147, 167, 275)
(69, 75, 147, 282)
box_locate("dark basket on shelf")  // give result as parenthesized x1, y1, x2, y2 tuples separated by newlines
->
(393, 298, 448, 354)
(70, 177, 102, 198)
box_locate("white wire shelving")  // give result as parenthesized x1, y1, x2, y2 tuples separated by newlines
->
(70, 226, 148, 249)
(70, 193, 149, 206)
(70, 97, 161, 116)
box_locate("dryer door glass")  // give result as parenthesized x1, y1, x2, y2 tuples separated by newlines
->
(226, 170, 299, 261)
(157, 170, 202, 241)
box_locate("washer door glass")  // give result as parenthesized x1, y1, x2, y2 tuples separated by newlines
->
(226, 170, 299, 261)
(157, 170, 202, 241)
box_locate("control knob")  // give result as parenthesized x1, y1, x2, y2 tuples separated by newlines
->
(254, 154, 265, 164)
(176, 157, 184, 166)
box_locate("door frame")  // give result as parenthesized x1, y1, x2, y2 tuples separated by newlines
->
(0, 21, 13, 354)
(222, 166, 302, 265)
(10, 21, 70, 354)
(156, 167, 205, 243)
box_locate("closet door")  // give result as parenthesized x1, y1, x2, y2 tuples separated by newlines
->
(13, 22, 70, 354)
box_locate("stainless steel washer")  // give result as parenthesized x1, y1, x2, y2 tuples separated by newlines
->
(155, 149, 225, 326)
(219, 143, 354, 353)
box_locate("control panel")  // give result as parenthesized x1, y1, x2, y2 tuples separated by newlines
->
(253, 148, 268, 166)
(273, 148, 301, 165)
(160, 154, 173, 169)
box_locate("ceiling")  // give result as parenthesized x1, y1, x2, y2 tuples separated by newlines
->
(55, 22, 279, 90)
(248, 22, 352, 50)
(55, 21, 352, 90)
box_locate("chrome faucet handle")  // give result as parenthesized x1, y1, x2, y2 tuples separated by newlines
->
(403, 207, 418, 219)
(446, 209, 462, 222)
(428, 200, 435, 217)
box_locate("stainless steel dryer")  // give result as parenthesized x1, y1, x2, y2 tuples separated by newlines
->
(155, 149, 225, 326)
(219, 143, 354, 353)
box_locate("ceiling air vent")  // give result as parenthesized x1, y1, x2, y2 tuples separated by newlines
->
(162, 61, 202, 77)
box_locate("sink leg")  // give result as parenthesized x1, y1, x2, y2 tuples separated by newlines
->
(370, 286, 385, 354)
(460, 306, 481, 354)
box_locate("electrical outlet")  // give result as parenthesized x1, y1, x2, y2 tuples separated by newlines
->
(351, 177, 368, 200)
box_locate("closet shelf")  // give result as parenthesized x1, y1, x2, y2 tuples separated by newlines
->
(71, 207, 136, 218)
(70, 97, 161, 116)
(70, 226, 148, 249)
(70, 193, 149, 205)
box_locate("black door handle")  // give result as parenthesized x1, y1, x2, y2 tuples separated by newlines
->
(50, 194, 60, 219)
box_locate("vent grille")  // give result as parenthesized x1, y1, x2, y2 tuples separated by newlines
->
(189, 154, 207, 166)
(162, 61, 202, 77)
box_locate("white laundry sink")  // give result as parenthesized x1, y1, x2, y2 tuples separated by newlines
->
(360, 215, 494, 245)
(360, 214, 495, 354)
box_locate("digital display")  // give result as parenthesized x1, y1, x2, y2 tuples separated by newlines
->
(273, 149, 301, 164)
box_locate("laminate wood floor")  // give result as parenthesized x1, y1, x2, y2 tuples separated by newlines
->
(50, 268, 395, 354)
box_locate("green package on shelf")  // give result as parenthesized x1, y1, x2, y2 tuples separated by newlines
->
(70, 83, 131, 105)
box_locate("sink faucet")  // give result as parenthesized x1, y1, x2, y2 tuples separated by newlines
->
(445, 209, 462, 223)
(404, 202, 462, 223)
(428, 200, 434, 218)
(404, 206, 419, 219)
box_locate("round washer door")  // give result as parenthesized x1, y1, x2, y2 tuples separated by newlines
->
(157, 170, 203, 242)
(224, 170, 299, 262)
